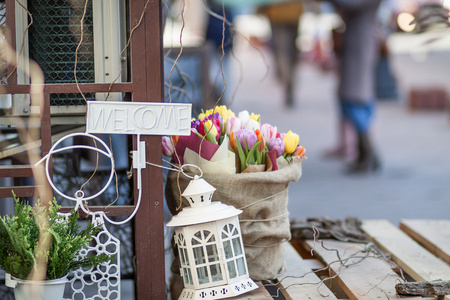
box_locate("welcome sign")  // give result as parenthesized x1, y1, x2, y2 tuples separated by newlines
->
(86, 101, 192, 136)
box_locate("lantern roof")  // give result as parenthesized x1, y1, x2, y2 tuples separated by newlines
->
(166, 201, 242, 227)
(181, 175, 216, 198)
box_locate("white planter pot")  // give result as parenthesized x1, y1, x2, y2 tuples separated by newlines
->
(5, 273, 68, 300)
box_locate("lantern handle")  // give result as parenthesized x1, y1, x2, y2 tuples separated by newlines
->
(180, 164, 203, 179)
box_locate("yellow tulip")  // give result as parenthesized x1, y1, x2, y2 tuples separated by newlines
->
(198, 109, 214, 120)
(250, 112, 260, 122)
(214, 105, 235, 133)
(215, 105, 234, 122)
(283, 131, 299, 154)
(204, 119, 218, 137)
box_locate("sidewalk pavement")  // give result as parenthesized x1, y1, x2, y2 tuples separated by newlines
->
(228, 40, 450, 225)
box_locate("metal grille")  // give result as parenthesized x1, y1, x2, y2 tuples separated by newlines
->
(28, 0, 95, 106)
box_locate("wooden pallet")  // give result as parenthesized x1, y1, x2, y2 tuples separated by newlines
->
(237, 219, 450, 300)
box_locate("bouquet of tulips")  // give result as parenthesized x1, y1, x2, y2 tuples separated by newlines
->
(161, 105, 305, 174)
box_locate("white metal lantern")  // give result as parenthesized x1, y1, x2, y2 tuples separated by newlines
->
(167, 175, 257, 300)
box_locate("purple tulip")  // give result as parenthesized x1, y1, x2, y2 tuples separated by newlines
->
(191, 119, 201, 130)
(269, 138, 285, 157)
(235, 128, 257, 150)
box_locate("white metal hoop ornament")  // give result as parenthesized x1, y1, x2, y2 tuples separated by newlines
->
(180, 164, 203, 179)
(37, 132, 115, 202)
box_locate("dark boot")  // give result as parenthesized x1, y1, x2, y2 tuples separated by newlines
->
(347, 132, 380, 173)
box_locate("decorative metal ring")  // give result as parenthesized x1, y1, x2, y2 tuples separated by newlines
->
(42, 132, 115, 202)
(180, 164, 203, 179)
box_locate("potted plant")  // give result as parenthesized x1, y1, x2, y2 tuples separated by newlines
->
(0, 194, 112, 300)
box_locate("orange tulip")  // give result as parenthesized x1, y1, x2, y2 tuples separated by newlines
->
(293, 145, 306, 158)
(171, 135, 179, 146)
(255, 129, 265, 152)
(230, 132, 238, 151)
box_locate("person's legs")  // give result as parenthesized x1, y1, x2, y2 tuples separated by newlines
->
(341, 99, 380, 173)
(324, 101, 356, 161)
(270, 23, 299, 107)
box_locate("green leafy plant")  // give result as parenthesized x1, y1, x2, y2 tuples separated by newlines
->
(0, 194, 112, 280)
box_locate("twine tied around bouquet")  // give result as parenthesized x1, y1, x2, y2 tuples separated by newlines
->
(146, 160, 203, 211)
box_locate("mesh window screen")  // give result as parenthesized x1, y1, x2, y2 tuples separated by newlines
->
(28, 0, 95, 106)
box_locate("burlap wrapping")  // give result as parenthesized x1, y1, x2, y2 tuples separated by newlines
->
(165, 157, 304, 280)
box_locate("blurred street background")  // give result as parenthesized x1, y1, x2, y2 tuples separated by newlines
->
(164, 0, 450, 225)
(229, 37, 450, 225)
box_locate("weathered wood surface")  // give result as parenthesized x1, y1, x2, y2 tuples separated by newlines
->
(362, 220, 450, 282)
(396, 281, 450, 296)
(400, 220, 450, 264)
(304, 239, 420, 300)
(362, 220, 450, 300)
(277, 242, 338, 300)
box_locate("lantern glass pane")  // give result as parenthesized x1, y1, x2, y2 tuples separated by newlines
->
(197, 266, 210, 284)
(188, 268, 193, 285)
(203, 230, 211, 240)
(206, 244, 219, 262)
(207, 234, 215, 242)
(237, 257, 247, 276)
(223, 240, 233, 259)
(233, 227, 239, 235)
(193, 246, 206, 265)
(195, 231, 202, 239)
(232, 237, 242, 256)
(183, 248, 190, 266)
(227, 261, 237, 279)
(183, 268, 190, 285)
(180, 248, 186, 265)
(210, 263, 223, 282)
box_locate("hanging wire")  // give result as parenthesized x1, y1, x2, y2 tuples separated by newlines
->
(73, 0, 90, 103)
(167, 0, 186, 103)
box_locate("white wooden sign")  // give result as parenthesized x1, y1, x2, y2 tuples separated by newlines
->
(86, 101, 192, 136)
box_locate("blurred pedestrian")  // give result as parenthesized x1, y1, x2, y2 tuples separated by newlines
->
(327, 0, 382, 173)
(258, 1, 303, 107)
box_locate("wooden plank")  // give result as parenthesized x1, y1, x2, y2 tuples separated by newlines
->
(0, 82, 133, 95)
(305, 239, 419, 300)
(232, 281, 273, 300)
(400, 220, 450, 264)
(59, 205, 136, 217)
(132, 0, 166, 298)
(0, 126, 84, 159)
(0, 165, 34, 177)
(362, 220, 450, 282)
(0, 186, 35, 198)
(363, 220, 450, 300)
(277, 242, 338, 300)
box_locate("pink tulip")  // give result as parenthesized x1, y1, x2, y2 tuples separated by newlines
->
(260, 123, 278, 144)
(225, 116, 242, 135)
(162, 136, 175, 157)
